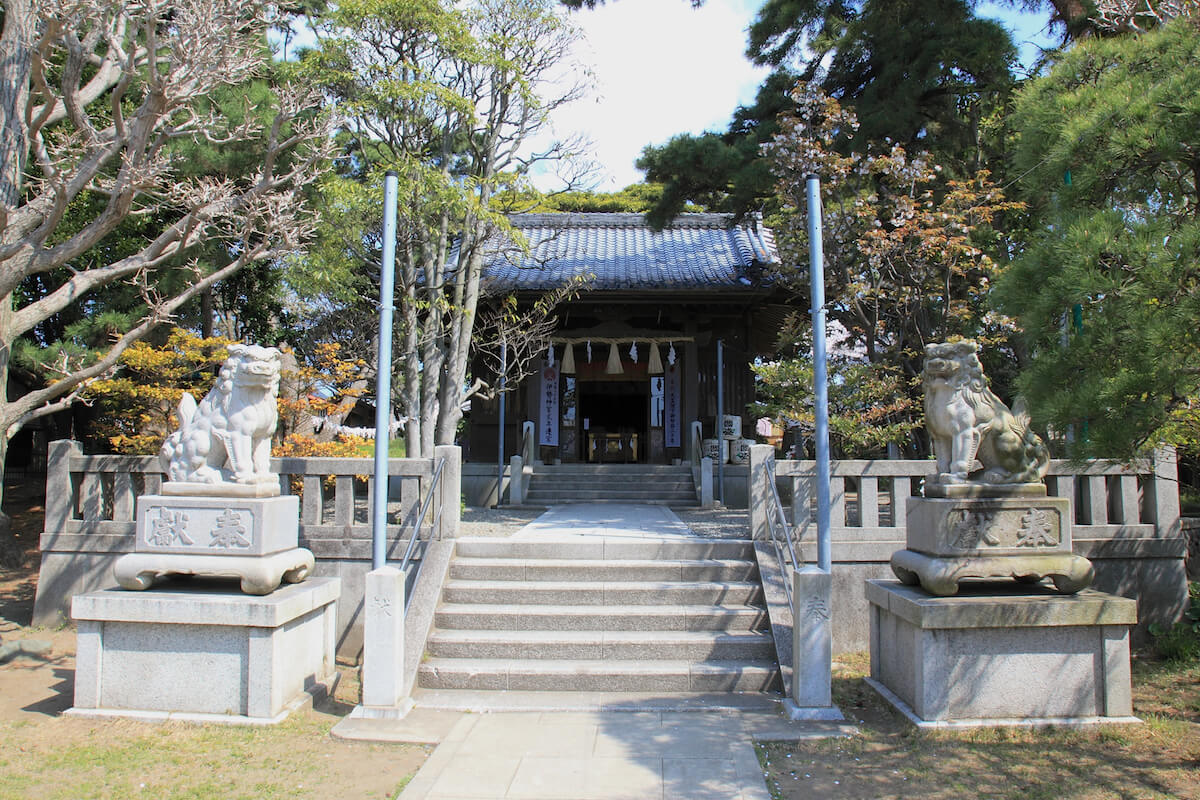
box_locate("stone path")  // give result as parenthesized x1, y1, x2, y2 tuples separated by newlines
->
(394, 709, 846, 800)
(336, 504, 853, 798)
(511, 503, 697, 540)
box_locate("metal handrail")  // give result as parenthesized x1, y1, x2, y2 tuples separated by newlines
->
(520, 422, 536, 466)
(399, 456, 446, 612)
(763, 459, 802, 607)
(689, 424, 704, 503)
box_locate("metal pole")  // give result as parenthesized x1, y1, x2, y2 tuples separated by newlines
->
(807, 174, 832, 573)
(497, 340, 507, 508)
(716, 338, 724, 505)
(372, 171, 399, 570)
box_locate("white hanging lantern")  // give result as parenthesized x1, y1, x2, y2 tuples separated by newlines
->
(561, 343, 576, 374)
(648, 342, 663, 374)
(605, 342, 623, 375)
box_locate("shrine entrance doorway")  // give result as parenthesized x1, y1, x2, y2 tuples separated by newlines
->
(576, 380, 652, 463)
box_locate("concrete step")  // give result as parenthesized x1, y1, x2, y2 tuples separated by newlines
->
(523, 496, 701, 508)
(525, 485, 695, 495)
(433, 603, 769, 632)
(527, 475, 695, 486)
(528, 465, 694, 474)
(417, 657, 781, 693)
(448, 557, 759, 583)
(454, 538, 755, 561)
(442, 579, 763, 606)
(426, 629, 777, 661)
(411, 688, 785, 713)
(525, 489, 697, 501)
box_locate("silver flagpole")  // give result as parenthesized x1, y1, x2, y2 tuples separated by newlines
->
(371, 171, 398, 570)
(807, 174, 832, 573)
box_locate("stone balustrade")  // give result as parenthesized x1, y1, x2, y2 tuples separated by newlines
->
(34, 439, 461, 655)
(755, 449, 1188, 651)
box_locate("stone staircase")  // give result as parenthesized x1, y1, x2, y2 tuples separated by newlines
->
(414, 536, 781, 711)
(523, 464, 698, 507)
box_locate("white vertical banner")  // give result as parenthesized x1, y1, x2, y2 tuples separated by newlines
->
(539, 361, 559, 446)
(664, 363, 681, 448)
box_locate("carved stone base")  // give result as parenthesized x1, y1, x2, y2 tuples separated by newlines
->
(897, 494, 1094, 595)
(114, 548, 315, 595)
(161, 481, 280, 498)
(135, 495, 299, 556)
(867, 580, 1137, 726)
(71, 578, 339, 724)
(891, 548, 1095, 596)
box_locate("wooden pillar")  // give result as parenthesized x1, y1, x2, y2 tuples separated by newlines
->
(683, 323, 699, 458)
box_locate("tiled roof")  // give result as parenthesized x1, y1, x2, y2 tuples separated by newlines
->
(480, 212, 778, 292)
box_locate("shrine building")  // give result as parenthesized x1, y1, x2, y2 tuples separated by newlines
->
(461, 212, 784, 503)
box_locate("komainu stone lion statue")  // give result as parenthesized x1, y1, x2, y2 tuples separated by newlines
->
(923, 340, 1049, 486)
(160, 344, 282, 486)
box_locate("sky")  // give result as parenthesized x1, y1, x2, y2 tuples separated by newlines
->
(532, 0, 1058, 192)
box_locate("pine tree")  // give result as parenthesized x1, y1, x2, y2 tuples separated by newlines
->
(996, 16, 1200, 458)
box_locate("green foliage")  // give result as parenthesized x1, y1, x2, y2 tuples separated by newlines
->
(498, 183, 704, 214)
(996, 18, 1200, 459)
(638, 0, 1019, 225)
(636, 69, 796, 225)
(83, 330, 233, 455)
(1150, 582, 1200, 662)
(15, 66, 302, 392)
(766, 86, 1024, 395)
(291, 0, 586, 454)
(748, 0, 1015, 155)
(751, 352, 918, 457)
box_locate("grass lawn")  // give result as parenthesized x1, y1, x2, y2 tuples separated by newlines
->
(758, 650, 1200, 800)
(3, 476, 1197, 799)
(0, 481, 424, 800)
(0, 694, 427, 800)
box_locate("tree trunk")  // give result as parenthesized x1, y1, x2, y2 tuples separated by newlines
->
(0, 288, 22, 567)
(0, 0, 34, 208)
(0, 434, 19, 568)
(200, 289, 214, 339)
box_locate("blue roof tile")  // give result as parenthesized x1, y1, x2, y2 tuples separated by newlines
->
(480, 213, 778, 292)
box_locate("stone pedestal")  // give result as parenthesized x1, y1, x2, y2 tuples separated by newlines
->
(69, 577, 340, 724)
(352, 566, 414, 719)
(891, 492, 1094, 595)
(866, 579, 1137, 727)
(114, 494, 313, 594)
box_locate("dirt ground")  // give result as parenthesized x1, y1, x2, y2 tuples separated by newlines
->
(759, 652, 1200, 800)
(5, 480, 1198, 800)
(0, 481, 428, 800)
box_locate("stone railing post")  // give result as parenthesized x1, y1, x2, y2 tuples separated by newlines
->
(45, 440, 82, 536)
(434, 445, 461, 539)
(360, 566, 412, 714)
(791, 565, 835, 716)
(1150, 446, 1181, 540)
(509, 455, 524, 506)
(521, 420, 537, 465)
(749, 445, 773, 541)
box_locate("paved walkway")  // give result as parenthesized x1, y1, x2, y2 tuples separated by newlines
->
(337, 504, 853, 799)
(511, 503, 697, 540)
(394, 709, 845, 800)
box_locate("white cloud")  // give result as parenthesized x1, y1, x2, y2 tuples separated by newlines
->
(531, 0, 769, 192)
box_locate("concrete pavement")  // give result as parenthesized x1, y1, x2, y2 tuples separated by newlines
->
(334, 504, 854, 797)
(392, 709, 852, 800)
